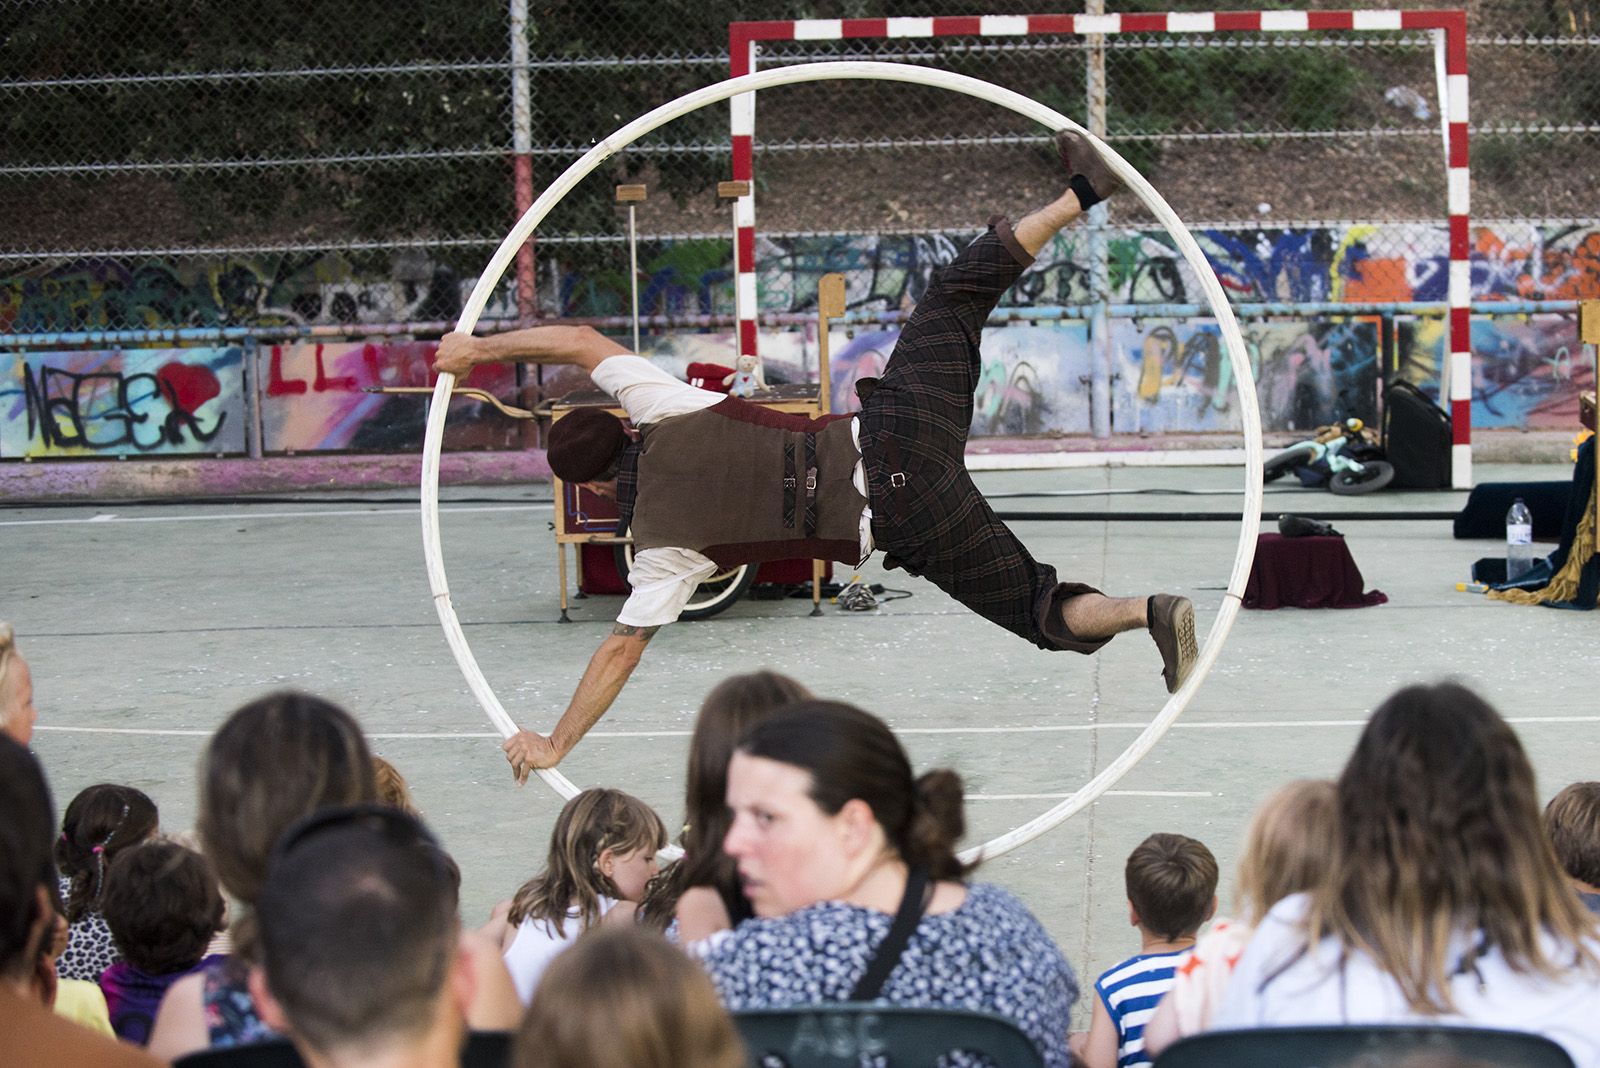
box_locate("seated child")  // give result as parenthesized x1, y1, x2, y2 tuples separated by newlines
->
(1076, 832, 1217, 1068)
(1141, 780, 1337, 1056)
(98, 840, 225, 1045)
(1544, 782, 1600, 914)
(502, 788, 666, 1004)
(56, 784, 159, 981)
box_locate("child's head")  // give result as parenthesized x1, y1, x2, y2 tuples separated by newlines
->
(516, 925, 745, 1068)
(510, 789, 667, 931)
(1125, 832, 1218, 941)
(1544, 781, 1600, 890)
(372, 756, 420, 816)
(55, 783, 159, 922)
(101, 839, 224, 976)
(1236, 778, 1338, 923)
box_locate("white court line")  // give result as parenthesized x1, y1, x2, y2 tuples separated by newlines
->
(36, 715, 1600, 740)
(0, 504, 543, 528)
(971, 790, 1213, 801)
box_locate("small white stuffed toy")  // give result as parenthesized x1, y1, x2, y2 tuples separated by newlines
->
(722, 353, 768, 398)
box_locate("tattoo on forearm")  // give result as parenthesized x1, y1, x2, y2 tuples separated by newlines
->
(612, 623, 661, 641)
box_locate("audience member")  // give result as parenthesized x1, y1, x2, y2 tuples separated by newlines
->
(0, 621, 38, 745)
(146, 690, 380, 1060)
(516, 925, 745, 1068)
(0, 734, 164, 1067)
(1075, 833, 1217, 1068)
(638, 670, 812, 940)
(701, 700, 1078, 1068)
(55, 783, 160, 982)
(502, 787, 667, 1004)
(1142, 779, 1337, 1056)
(251, 804, 475, 1068)
(1211, 683, 1600, 1067)
(99, 839, 226, 1045)
(1544, 782, 1600, 915)
(374, 754, 422, 815)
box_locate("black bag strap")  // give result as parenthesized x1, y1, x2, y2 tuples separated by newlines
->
(848, 865, 931, 1002)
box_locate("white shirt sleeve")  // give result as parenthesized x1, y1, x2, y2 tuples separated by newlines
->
(590, 354, 722, 426)
(616, 547, 719, 628)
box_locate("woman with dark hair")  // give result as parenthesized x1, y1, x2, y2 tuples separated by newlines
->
(638, 670, 812, 939)
(55, 784, 159, 982)
(700, 700, 1078, 1067)
(1213, 683, 1600, 1066)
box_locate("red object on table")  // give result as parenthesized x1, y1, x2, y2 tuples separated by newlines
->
(1243, 533, 1388, 610)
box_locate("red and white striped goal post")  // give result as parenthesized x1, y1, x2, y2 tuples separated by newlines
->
(728, 10, 1473, 486)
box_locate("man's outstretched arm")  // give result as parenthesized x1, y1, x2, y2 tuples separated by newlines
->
(434, 324, 630, 379)
(502, 623, 659, 782)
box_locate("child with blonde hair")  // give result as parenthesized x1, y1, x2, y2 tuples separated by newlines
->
(1142, 778, 1337, 1057)
(502, 788, 666, 1004)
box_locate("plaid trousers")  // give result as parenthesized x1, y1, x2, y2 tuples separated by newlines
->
(858, 219, 1106, 653)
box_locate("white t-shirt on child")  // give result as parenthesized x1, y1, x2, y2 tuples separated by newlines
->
(502, 896, 618, 1004)
(1211, 893, 1600, 1068)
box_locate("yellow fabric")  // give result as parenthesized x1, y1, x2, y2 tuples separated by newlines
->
(1489, 494, 1596, 606)
(53, 978, 115, 1037)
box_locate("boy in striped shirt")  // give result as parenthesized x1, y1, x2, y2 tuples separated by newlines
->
(1074, 833, 1217, 1068)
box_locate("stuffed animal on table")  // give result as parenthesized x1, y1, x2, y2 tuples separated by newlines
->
(722, 354, 768, 398)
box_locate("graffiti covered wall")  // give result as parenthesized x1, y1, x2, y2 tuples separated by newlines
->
(262, 340, 521, 453)
(0, 347, 245, 458)
(5, 222, 1599, 451)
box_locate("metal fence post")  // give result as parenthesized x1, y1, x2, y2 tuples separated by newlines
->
(510, 0, 537, 326)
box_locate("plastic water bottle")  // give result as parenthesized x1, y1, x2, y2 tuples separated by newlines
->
(1505, 498, 1534, 582)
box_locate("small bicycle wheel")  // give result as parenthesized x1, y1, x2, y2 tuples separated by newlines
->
(613, 538, 756, 621)
(1262, 444, 1317, 483)
(1328, 460, 1395, 496)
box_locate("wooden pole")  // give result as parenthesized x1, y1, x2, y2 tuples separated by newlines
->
(616, 184, 647, 354)
(809, 272, 849, 616)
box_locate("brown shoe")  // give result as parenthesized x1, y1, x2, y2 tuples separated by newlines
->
(1054, 128, 1123, 203)
(1148, 594, 1197, 694)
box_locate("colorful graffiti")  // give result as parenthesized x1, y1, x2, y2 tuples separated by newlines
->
(1111, 319, 1381, 434)
(632, 322, 1091, 438)
(262, 341, 521, 453)
(1396, 315, 1596, 431)
(0, 347, 245, 458)
(0, 254, 517, 335)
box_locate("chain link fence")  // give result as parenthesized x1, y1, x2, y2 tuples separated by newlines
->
(2, 2, 1598, 443)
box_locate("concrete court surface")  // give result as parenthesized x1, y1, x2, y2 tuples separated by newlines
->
(9, 460, 1599, 1025)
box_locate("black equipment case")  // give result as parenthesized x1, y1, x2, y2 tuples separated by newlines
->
(1382, 379, 1453, 488)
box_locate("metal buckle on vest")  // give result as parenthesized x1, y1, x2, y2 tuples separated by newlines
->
(805, 469, 817, 493)
(783, 476, 796, 489)
(889, 472, 907, 488)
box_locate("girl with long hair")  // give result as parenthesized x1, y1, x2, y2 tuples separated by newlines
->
(502, 788, 666, 1004)
(55, 784, 159, 982)
(637, 670, 811, 939)
(1143, 778, 1337, 1055)
(1212, 683, 1600, 1066)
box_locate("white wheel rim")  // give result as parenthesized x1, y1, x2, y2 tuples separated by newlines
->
(419, 60, 1264, 860)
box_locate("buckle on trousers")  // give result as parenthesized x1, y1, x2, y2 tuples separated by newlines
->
(889, 472, 906, 488)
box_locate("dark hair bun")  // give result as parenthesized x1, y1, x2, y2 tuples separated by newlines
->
(909, 769, 969, 880)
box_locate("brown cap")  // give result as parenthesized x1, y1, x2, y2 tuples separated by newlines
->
(548, 408, 627, 482)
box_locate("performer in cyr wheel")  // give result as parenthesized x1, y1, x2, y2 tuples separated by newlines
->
(434, 131, 1198, 782)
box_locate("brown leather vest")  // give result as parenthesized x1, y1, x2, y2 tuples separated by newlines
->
(628, 396, 867, 569)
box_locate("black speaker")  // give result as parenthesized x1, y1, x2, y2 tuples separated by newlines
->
(1382, 378, 1452, 489)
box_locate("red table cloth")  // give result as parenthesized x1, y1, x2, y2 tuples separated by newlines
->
(1243, 533, 1388, 610)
